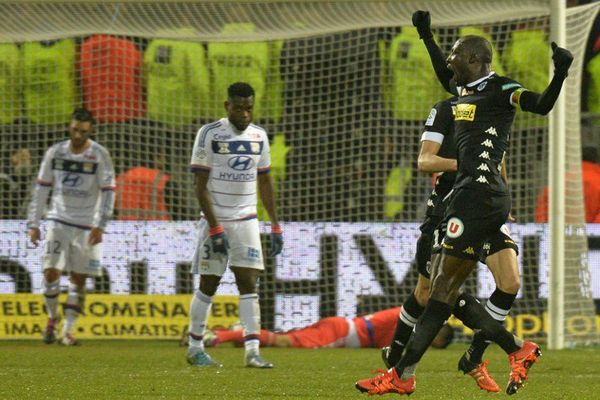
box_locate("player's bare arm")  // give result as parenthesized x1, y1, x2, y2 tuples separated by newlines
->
(417, 140, 457, 173)
(257, 173, 283, 257)
(28, 228, 41, 246)
(194, 171, 219, 228)
(500, 157, 516, 221)
(88, 227, 103, 246)
(257, 173, 279, 226)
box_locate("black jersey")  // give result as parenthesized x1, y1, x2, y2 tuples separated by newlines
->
(422, 96, 458, 198)
(452, 73, 523, 194)
(421, 97, 458, 219)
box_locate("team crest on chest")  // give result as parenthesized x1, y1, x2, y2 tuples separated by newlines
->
(251, 142, 260, 154)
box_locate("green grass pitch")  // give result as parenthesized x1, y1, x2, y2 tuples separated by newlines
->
(1, 341, 599, 399)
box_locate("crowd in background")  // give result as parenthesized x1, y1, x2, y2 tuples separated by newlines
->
(1, 15, 599, 223)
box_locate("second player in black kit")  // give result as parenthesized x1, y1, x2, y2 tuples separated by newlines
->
(416, 97, 457, 274)
(355, 10, 574, 397)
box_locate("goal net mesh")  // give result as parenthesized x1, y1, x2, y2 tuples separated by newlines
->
(0, 0, 598, 346)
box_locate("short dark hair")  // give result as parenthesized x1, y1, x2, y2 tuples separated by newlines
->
(71, 107, 95, 124)
(461, 35, 493, 64)
(227, 82, 255, 99)
(582, 146, 598, 163)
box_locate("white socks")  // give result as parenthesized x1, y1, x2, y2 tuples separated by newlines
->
(239, 293, 260, 354)
(62, 283, 84, 336)
(43, 278, 60, 320)
(188, 290, 213, 350)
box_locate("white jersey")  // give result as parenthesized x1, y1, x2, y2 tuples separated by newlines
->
(28, 140, 116, 230)
(190, 118, 271, 221)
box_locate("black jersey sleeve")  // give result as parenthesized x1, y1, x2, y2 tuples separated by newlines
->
(494, 77, 526, 109)
(518, 73, 568, 115)
(422, 37, 457, 95)
(421, 98, 455, 144)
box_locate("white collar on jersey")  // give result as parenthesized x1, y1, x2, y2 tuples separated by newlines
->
(465, 71, 496, 88)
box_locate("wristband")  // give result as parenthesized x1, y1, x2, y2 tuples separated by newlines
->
(209, 225, 225, 236)
(271, 224, 283, 234)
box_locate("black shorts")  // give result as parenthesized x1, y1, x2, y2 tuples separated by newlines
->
(416, 200, 445, 279)
(479, 224, 519, 263)
(439, 188, 511, 261)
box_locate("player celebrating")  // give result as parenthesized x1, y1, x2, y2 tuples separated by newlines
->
(187, 82, 283, 368)
(381, 96, 522, 393)
(204, 307, 454, 349)
(356, 11, 572, 396)
(27, 108, 115, 346)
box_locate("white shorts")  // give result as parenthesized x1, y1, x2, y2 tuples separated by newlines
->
(191, 218, 263, 276)
(42, 221, 103, 277)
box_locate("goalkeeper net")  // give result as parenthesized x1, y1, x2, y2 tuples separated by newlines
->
(0, 0, 598, 347)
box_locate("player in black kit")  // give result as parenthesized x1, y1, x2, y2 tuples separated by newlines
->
(381, 96, 522, 394)
(356, 11, 573, 397)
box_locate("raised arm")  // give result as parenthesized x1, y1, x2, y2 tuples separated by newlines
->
(412, 10, 455, 94)
(518, 42, 573, 115)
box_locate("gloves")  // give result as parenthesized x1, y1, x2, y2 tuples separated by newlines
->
(551, 41, 573, 78)
(269, 224, 283, 257)
(412, 10, 433, 40)
(209, 226, 229, 256)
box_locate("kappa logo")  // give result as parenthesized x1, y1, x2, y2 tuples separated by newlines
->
(446, 217, 464, 238)
(479, 151, 490, 160)
(463, 247, 475, 255)
(454, 104, 476, 121)
(485, 127, 498, 136)
(481, 139, 494, 148)
(477, 163, 490, 172)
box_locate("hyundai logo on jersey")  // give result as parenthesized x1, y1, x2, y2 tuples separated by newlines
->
(228, 156, 254, 171)
(61, 172, 83, 187)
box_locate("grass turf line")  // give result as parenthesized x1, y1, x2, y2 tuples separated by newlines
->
(1, 341, 599, 399)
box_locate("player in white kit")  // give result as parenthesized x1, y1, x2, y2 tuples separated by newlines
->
(187, 82, 283, 368)
(27, 108, 116, 345)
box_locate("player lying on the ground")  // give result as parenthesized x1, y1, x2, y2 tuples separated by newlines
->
(356, 10, 572, 397)
(202, 307, 454, 349)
